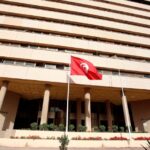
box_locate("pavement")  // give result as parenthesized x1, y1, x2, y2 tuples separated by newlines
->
(0, 147, 144, 150)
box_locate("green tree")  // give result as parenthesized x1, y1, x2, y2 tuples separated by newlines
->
(30, 122, 38, 130)
(59, 134, 69, 150)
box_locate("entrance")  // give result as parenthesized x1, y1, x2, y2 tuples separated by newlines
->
(14, 99, 39, 129)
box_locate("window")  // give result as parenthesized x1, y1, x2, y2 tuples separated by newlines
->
(15, 61, 25, 66)
(0, 58, 3, 63)
(112, 71, 119, 75)
(64, 66, 69, 70)
(56, 64, 64, 70)
(144, 74, 150, 78)
(3, 60, 14, 64)
(36, 62, 45, 68)
(49, 48, 58, 52)
(103, 70, 112, 75)
(25, 62, 35, 67)
(45, 64, 56, 69)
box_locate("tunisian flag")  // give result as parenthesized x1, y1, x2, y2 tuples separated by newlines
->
(71, 56, 102, 80)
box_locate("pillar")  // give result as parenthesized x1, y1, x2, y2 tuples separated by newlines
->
(40, 85, 51, 125)
(0, 81, 9, 130)
(0, 81, 9, 110)
(76, 99, 81, 130)
(3, 92, 20, 130)
(121, 92, 131, 131)
(106, 100, 112, 131)
(84, 88, 91, 132)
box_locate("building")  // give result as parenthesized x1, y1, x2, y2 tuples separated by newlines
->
(0, 0, 150, 132)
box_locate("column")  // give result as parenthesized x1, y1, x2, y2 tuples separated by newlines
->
(121, 92, 131, 131)
(84, 88, 91, 132)
(40, 85, 51, 125)
(4, 93, 20, 130)
(0, 81, 9, 110)
(0, 81, 9, 130)
(106, 100, 112, 131)
(76, 99, 81, 130)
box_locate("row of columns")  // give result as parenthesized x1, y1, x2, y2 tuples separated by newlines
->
(0, 81, 131, 132)
(39, 86, 131, 132)
(76, 99, 113, 131)
(77, 91, 113, 131)
(40, 87, 93, 131)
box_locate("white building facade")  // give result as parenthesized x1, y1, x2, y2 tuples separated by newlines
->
(0, 0, 150, 132)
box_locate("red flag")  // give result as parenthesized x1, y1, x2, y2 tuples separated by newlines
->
(71, 56, 102, 80)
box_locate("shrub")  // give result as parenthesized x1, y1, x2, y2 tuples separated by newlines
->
(109, 136, 128, 140)
(134, 137, 150, 140)
(59, 134, 69, 150)
(10, 136, 19, 139)
(84, 137, 102, 140)
(72, 136, 102, 140)
(58, 124, 65, 131)
(69, 124, 75, 131)
(112, 125, 118, 132)
(47, 136, 56, 140)
(119, 126, 125, 132)
(93, 126, 99, 132)
(30, 122, 38, 130)
(49, 123, 57, 131)
(39, 123, 49, 130)
(27, 135, 41, 139)
(99, 125, 106, 132)
(72, 136, 81, 140)
(78, 124, 87, 132)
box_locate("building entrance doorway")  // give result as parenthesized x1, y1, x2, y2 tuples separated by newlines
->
(14, 99, 39, 129)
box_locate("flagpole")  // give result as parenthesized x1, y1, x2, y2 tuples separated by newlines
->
(119, 70, 124, 96)
(119, 70, 131, 141)
(65, 64, 71, 133)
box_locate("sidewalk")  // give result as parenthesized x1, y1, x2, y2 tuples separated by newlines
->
(0, 147, 143, 150)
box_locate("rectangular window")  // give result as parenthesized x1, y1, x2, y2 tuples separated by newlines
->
(45, 64, 56, 69)
(103, 70, 112, 75)
(3, 60, 14, 64)
(15, 61, 25, 66)
(112, 71, 119, 75)
(0, 58, 3, 63)
(25, 62, 35, 67)
(144, 74, 150, 78)
(64, 66, 69, 70)
(36, 62, 45, 68)
(56, 64, 64, 70)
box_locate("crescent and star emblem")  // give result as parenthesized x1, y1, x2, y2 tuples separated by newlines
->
(80, 63, 89, 73)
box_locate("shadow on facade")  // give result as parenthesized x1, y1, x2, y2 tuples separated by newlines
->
(14, 98, 135, 132)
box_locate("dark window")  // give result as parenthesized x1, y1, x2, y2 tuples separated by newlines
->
(36, 62, 45, 68)
(144, 74, 150, 78)
(56, 64, 64, 70)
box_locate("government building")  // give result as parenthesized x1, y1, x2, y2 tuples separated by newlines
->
(0, 0, 150, 133)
